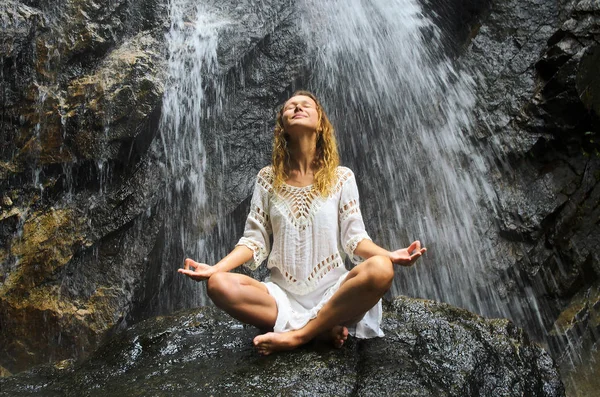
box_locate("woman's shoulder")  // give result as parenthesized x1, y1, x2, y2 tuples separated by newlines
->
(257, 165, 275, 187)
(332, 166, 356, 194)
(335, 166, 355, 182)
(258, 165, 274, 177)
(336, 165, 354, 176)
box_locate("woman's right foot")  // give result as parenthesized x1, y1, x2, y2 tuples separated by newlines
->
(253, 330, 305, 355)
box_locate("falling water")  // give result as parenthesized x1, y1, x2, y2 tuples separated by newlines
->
(1, 0, 585, 384)
(155, 0, 227, 311)
(156, 0, 549, 341)
(295, 0, 546, 333)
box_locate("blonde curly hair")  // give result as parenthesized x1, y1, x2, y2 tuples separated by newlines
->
(272, 91, 340, 196)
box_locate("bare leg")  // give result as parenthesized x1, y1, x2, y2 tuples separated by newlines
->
(253, 255, 394, 355)
(207, 272, 347, 346)
(207, 272, 277, 330)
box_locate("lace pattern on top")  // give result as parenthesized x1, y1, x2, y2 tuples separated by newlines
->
(239, 166, 370, 293)
(279, 253, 345, 295)
(235, 172, 273, 270)
(251, 204, 271, 233)
(258, 167, 353, 231)
(238, 236, 268, 271)
(275, 253, 345, 285)
(339, 198, 361, 223)
(344, 233, 371, 265)
(308, 253, 344, 283)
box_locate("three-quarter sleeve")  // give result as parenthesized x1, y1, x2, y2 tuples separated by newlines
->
(236, 170, 272, 270)
(338, 170, 371, 264)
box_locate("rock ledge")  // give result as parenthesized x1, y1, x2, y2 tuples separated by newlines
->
(0, 296, 564, 397)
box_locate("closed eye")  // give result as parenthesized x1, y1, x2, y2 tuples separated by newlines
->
(285, 101, 313, 110)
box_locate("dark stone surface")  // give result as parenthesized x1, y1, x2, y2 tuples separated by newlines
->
(463, 1, 600, 340)
(0, 297, 565, 397)
(0, 0, 308, 373)
(462, 0, 599, 392)
(0, 0, 170, 373)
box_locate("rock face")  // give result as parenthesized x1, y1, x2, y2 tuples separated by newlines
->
(0, 0, 169, 373)
(0, 297, 565, 397)
(463, 0, 599, 374)
(0, 0, 310, 374)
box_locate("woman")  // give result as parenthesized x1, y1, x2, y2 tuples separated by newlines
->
(178, 91, 426, 355)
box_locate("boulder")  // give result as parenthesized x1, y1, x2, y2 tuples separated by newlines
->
(0, 297, 565, 396)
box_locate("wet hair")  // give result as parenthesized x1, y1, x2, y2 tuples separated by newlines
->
(272, 90, 340, 196)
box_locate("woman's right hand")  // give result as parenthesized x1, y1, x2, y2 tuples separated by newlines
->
(178, 258, 217, 282)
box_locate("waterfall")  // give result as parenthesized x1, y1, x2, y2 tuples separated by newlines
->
(294, 0, 493, 309)
(156, 0, 548, 340)
(2, 0, 593, 387)
(294, 0, 550, 338)
(155, 0, 227, 312)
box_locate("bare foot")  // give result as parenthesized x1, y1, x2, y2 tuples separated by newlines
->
(253, 330, 305, 355)
(331, 325, 349, 348)
(315, 325, 349, 348)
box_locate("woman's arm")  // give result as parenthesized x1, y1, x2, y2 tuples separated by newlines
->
(178, 245, 253, 282)
(355, 239, 426, 267)
(354, 239, 391, 258)
(337, 169, 426, 267)
(214, 245, 254, 272)
(180, 168, 273, 282)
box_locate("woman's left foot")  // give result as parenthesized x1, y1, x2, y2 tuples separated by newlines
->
(330, 325, 349, 348)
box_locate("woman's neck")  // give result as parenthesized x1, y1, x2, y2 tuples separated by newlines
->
(288, 133, 317, 175)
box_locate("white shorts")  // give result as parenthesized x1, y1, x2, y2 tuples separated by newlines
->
(263, 267, 384, 338)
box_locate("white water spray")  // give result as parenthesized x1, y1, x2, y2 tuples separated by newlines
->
(158, 0, 228, 310)
(297, 0, 514, 319)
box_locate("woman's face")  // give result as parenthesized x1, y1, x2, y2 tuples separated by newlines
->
(281, 95, 320, 133)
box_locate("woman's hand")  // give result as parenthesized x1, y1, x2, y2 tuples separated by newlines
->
(389, 240, 426, 266)
(177, 258, 217, 282)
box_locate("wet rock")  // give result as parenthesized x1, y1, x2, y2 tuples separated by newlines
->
(64, 32, 166, 161)
(549, 282, 600, 358)
(576, 45, 600, 117)
(23, 0, 165, 78)
(359, 298, 564, 396)
(0, 365, 11, 378)
(0, 0, 304, 375)
(0, 0, 169, 374)
(0, 297, 565, 396)
(466, 0, 599, 308)
(0, 0, 168, 168)
(463, 0, 599, 391)
(550, 281, 600, 397)
(0, 206, 92, 372)
(0, 2, 43, 66)
(4, 31, 166, 168)
(7, 207, 90, 290)
(0, 197, 162, 373)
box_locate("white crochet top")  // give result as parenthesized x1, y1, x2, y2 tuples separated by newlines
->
(236, 165, 371, 295)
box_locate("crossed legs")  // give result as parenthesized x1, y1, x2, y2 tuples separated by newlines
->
(207, 255, 394, 354)
(207, 272, 277, 330)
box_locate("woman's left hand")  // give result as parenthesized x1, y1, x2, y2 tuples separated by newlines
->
(389, 240, 426, 266)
